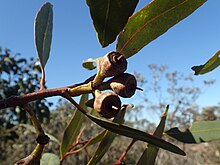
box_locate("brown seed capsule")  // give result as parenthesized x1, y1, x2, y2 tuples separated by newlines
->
(110, 73, 137, 98)
(99, 51, 127, 77)
(94, 92, 121, 119)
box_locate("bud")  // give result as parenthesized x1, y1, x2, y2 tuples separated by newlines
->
(99, 51, 127, 77)
(110, 73, 137, 98)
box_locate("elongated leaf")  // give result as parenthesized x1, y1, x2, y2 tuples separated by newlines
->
(40, 153, 60, 165)
(60, 94, 88, 159)
(88, 106, 127, 164)
(35, 2, 53, 68)
(87, 0, 138, 47)
(137, 105, 169, 165)
(19, 124, 59, 144)
(165, 120, 220, 143)
(85, 113, 185, 156)
(116, 0, 206, 58)
(192, 50, 220, 75)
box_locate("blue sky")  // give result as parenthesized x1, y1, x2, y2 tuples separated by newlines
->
(0, 0, 219, 109)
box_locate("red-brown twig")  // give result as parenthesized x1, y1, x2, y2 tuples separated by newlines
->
(113, 139, 136, 165)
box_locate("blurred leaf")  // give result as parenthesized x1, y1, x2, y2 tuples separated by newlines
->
(87, 0, 138, 47)
(40, 153, 60, 165)
(88, 106, 127, 164)
(73, 130, 107, 153)
(85, 112, 185, 156)
(35, 2, 53, 68)
(192, 50, 220, 75)
(165, 120, 220, 143)
(60, 94, 88, 159)
(116, 0, 206, 58)
(137, 105, 169, 165)
(82, 58, 97, 70)
(19, 124, 59, 144)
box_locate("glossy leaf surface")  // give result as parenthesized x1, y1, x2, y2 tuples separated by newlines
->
(86, 113, 185, 156)
(116, 0, 207, 58)
(192, 50, 220, 75)
(87, 0, 138, 47)
(165, 120, 220, 143)
(35, 2, 53, 68)
(60, 94, 88, 159)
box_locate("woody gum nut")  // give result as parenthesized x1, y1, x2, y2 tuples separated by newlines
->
(93, 92, 121, 119)
(99, 51, 127, 77)
(110, 73, 137, 98)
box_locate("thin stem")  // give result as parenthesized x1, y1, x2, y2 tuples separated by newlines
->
(0, 78, 110, 110)
(113, 139, 136, 165)
(40, 66, 46, 91)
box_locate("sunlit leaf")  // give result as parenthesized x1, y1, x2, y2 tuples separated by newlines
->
(87, 0, 138, 47)
(165, 120, 220, 143)
(82, 57, 102, 70)
(192, 50, 220, 75)
(82, 58, 97, 70)
(85, 112, 185, 156)
(40, 153, 60, 165)
(88, 106, 127, 164)
(60, 94, 88, 159)
(137, 105, 169, 165)
(116, 0, 207, 58)
(35, 2, 53, 68)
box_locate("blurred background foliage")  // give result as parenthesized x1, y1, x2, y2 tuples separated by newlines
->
(0, 49, 220, 164)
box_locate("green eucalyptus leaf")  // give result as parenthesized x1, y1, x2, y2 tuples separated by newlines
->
(85, 112, 185, 156)
(35, 2, 53, 68)
(165, 120, 220, 143)
(116, 0, 207, 58)
(192, 50, 220, 75)
(40, 153, 60, 165)
(88, 106, 127, 164)
(137, 105, 169, 165)
(60, 94, 88, 159)
(19, 124, 59, 144)
(82, 58, 97, 70)
(87, 0, 138, 47)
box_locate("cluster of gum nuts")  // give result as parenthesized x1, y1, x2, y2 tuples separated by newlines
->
(90, 51, 139, 119)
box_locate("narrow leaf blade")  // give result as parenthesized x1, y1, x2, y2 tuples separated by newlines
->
(86, 113, 185, 156)
(35, 2, 53, 68)
(192, 50, 220, 75)
(137, 105, 169, 165)
(60, 94, 88, 159)
(165, 120, 220, 143)
(116, 0, 207, 58)
(87, 0, 138, 47)
(88, 106, 126, 164)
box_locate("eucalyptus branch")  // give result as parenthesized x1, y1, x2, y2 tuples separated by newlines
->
(0, 73, 111, 110)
